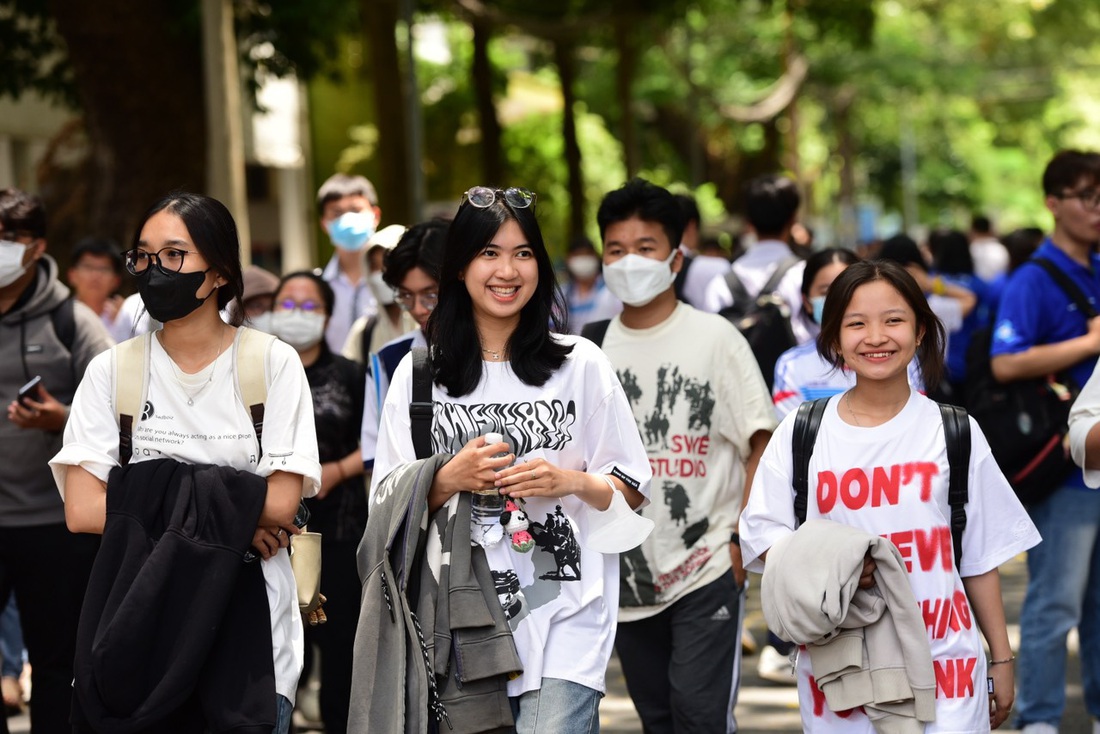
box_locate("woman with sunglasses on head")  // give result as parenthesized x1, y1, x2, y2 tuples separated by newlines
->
(359, 186, 652, 733)
(268, 271, 365, 734)
(50, 192, 321, 734)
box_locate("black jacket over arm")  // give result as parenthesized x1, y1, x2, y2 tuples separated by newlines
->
(73, 458, 275, 734)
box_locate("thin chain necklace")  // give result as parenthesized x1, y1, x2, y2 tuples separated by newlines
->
(844, 390, 863, 427)
(162, 329, 228, 406)
(482, 347, 504, 361)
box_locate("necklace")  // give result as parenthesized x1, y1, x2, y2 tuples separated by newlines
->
(482, 347, 504, 361)
(844, 390, 864, 427)
(163, 329, 228, 406)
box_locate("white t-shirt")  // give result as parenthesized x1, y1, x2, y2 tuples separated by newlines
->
(598, 304, 776, 620)
(700, 240, 810, 344)
(681, 254, 733, 311)
(49, 329, 322, 704)
(772, 341, 926, 420)
(740, 390, 1040, 733)
(370, 335, 652, 696)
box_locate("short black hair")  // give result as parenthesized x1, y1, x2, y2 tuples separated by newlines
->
(71, 236, 123, 274)
(1002, 227, 1045, 272)
(801, 247, 860, 298)
(928, 229, 973, 276)
(878, 234, 927, 273)
(597, 178, 684, 251)
(315, 173, 378, 215)
(970, 214, 992, 234)
(1042, 150, 1100, 196)
(382, 218, 448, 289)
(673, 193, 700, 228)
(745, 174, 800, 237)
(0, 188, 47, 240)
(275, 270, 336, 316)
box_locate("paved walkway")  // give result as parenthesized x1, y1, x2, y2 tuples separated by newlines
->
(601, 554, 1091, 733)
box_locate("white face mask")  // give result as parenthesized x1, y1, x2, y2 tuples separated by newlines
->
(247, 311, 274, 334)
(270, 310, 326, 351)
(367, 270, 395, 306)
(0, 240, 29, 289)
(602, 250, 677, 307)
(566, 254, 600, 280)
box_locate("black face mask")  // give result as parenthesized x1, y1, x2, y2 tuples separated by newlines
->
(136, 267, 215, 323)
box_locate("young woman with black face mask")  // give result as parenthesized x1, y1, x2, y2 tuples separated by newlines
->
(51, 192, 321, 734)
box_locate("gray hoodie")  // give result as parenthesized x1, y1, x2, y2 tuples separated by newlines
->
(1, 256, 113, 527)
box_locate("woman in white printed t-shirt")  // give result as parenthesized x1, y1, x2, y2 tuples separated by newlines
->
(740, 260, 1040, 732)
(50, 192, 321, 734)
(369, 186, 652, 733)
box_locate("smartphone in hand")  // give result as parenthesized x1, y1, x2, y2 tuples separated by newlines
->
(17, 376, 42, 407)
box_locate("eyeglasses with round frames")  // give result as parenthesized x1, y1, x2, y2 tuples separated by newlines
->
(275, 298, 323, 314)
(1056, 188, 1100, 210)
(461, 186, 537, 211)
(394, 289, 439, 312)
(123, 247, 194, 275)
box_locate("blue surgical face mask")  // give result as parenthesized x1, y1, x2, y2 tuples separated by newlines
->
(811, 296, 826, 325)
(327, 210, 376, 251)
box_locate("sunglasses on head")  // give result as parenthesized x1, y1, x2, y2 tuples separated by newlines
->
(461, 186, 537, 211)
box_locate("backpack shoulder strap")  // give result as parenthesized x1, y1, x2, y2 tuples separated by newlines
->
(580, 319, 611, 348)
(115, 334, 152, 466)
(792, 397, 829, 527)
(236, 327, 276, 457)
(1030, 257, 1099, 319)
(410, 347, 433, 460)
(759, 255, 802, 297)
(938, 402, 971, 571)
(359, 315, 379, 363)
(724, 268, 752, 308)
(51, 296, 77, 352)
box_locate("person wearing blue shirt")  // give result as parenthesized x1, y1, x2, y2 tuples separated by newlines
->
(990, 149, 1100, 734)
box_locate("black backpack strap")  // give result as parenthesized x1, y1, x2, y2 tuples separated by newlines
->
(360, 315, 378, 363)
(580, 319, 611, 348)
(938, 403, 971, 571)
(724, 269, 753, 309)
(410, 347, 433, 460)
(759, 255, 802, 297)
(1030, 258, 1099, 319)
(792, 397, 829, 527)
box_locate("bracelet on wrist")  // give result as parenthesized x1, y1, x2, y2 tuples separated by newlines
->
(989, 656, 1015, 666)
(730, 531, 741, 545)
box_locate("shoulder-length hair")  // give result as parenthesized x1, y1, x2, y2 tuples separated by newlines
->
(427, 193, 572, 397)
(131, 191, 245, 325)
(817, 259, 946, 390)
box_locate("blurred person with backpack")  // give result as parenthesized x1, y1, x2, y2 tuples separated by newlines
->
(988, 150, 1100, 734)
(0, 188, 112, 734)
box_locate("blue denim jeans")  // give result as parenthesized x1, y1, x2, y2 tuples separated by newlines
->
(273, 695, 293, 734)
(0, 594, 24, 679)
(1014, 486, 1100, 727)
(510, 678, 602, 734)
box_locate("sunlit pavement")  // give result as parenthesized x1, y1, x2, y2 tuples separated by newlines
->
(4, 556, 1087, 733)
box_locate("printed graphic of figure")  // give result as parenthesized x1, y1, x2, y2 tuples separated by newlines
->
(618, 368, 642, 409)
(645, 409, 670, 448)
(492, 569, 525, 620)
(620, 545, 658, 607)
(663, 481, 690, 525)
(529, 505, 582, 581)
(681, 518, 709, 549)
(683, 379, 715, 432)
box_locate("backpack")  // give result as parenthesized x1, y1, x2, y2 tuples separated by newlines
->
(410, 347, 433, 459)
(114, 328, 274, 466)
(717, 256, 800, 391)
(964, 258, 1097, 505)
(792, 397, 971, 569)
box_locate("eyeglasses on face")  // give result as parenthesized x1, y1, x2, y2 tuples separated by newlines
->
(394, 289, 439, 312)
(461, 186, 537, 211)
(275, 298, 323, 314)
(1057, 188, 1100, 210)
(123, 247, 193, 275)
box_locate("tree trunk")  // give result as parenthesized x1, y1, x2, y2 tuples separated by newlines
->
(554, 40, 585, 240)
(46, 0, 206, 249)
(614, 19, 639, 179)
(471, 17, 504, 185)
(361, 0, 412, 225)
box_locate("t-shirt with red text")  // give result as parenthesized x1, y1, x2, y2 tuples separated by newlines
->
(740, 390, 1040, 733)
(599, 303, 777, 621)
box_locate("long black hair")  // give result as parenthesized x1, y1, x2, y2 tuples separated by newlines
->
(427, 193, 572, 397)
(817, 259, 946, 390)
(132, 191, 245, 325)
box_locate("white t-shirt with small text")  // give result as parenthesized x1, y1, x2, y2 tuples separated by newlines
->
(50, 330, 322, 704)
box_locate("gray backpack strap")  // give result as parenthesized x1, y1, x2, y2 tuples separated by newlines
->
(115, 334, 152, 466)
(236, 327, 275, 457)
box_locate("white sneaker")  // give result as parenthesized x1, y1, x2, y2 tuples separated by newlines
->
(1020, 723, 1058, 734)
(757, 645, 797, 684)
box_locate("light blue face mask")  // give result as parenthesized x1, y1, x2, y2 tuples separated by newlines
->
(327, 211, 376, 251)
(811, 295, 826, 324)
